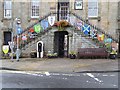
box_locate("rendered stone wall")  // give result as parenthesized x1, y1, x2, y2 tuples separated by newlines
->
(0, 1, 119, 57)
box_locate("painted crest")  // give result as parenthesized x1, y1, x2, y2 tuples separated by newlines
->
(48, 16, 55, 26)
(82, 24, 91, 35)
(34, 24, 42, 33)
(17, 26, 22, 35)
(22, 35, 27, 41)
(2, 45, 9, 54)
(41, 20, 49, 30)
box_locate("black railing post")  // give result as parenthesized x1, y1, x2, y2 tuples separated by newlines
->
(118, 31, 120, 57)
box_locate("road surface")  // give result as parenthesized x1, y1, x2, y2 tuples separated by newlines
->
(0, 70, 118, 89)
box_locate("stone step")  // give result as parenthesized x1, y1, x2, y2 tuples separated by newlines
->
(21, 27, 99, 53)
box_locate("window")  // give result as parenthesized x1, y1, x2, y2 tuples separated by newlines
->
(4, 0, 12, 19)
(88, 0, 98, 18)
(31, 0, 40, 18)
(59, 2, 69, 21)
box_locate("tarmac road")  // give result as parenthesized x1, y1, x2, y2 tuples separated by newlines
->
(1, 70, 118, 89)
(0, 58, 119, 90)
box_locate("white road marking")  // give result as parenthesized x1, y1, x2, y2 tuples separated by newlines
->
(110, 75, 115, 77)
(86, 81, 89, 83)
(45, 72, 50, 76)
(113, 85, 117, 87)
(86, 73, 94, 78)
(63, 74, 73, 76)
(1, 70, 43, 76)
(1, 70, 80, 77)
(61, 73, 80, 77)
(86, 73, 103, 83)
(102, 75, 108, 76)
(52, 73, 60, 76)
(102, 74, 116, 77)
(1, 70, 46, 77)
(49, 73, 80, 77)
(62, 78, 67, 80)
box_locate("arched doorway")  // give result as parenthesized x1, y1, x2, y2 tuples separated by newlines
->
(54, 31, 69, 58)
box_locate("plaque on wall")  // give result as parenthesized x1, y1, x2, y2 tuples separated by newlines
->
(74, 0, 83, 10)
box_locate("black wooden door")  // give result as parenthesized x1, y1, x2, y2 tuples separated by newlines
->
(58, 32, 65, 57)
(54, 32, 59, 54)
(54, 31, 68, 57)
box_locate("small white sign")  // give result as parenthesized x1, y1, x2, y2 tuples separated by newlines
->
(75, 0, 83, 10)
(37, 41, 44, 58)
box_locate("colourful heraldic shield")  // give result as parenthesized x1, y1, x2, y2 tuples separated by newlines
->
(2, 45, 9, 54)
(34, 24, 42, 33)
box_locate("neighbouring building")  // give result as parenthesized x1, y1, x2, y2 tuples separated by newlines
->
(0, 0, 119, 58)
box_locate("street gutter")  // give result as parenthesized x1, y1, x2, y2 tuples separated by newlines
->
(0, 67, 120, 73)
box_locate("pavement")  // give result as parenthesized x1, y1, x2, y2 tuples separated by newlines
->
(0, 58, 119, 73)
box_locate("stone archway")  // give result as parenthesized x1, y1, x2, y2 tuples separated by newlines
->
(54, 31, 69, 58)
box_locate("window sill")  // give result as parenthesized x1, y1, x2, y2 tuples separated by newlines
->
(88, 16, 101, 21)
(2, 18, 12, 20)
(31, 16, 39, 19)
(28, 18, 40, 22)
(1, 18, 12, 22)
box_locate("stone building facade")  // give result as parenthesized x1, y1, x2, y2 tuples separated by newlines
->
(0, 0, 119, 58)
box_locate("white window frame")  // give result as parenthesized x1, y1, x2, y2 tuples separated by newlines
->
(59, 2, 69, 21)
(31, 0, 40, 18)
(88, 0, 98, 18)
(4, 0, 12, 19)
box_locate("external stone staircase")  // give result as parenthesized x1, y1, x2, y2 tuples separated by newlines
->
(14, 12, 118, 57)
(21, 26, 99, 56)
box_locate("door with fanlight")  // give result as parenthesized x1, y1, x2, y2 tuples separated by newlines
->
(57, 1, 69, 21)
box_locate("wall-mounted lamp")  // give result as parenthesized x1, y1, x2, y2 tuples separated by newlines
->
(98, 16, 101, 22)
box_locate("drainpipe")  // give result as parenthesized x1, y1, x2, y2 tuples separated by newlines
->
(9, 20, 14, 61)
(118, 31, 120, 57)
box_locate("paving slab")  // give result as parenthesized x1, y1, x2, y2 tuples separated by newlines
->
(0, 58, 119, 73)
